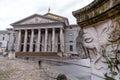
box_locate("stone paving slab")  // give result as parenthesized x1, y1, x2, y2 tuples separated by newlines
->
(0, 57, 62, 80)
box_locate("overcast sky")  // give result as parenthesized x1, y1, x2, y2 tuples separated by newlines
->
(0, 0, 93, 30)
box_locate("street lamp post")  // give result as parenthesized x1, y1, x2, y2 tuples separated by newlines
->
(8, 32, 16, 59)
(6, 33, 10, 51)
(11, 32, 16, 51)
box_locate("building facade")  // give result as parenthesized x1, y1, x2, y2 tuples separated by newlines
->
(0, 13, 79, 55)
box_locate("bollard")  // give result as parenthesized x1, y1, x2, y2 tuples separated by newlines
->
(38, 60, 42, 69)
(57, 73, 67, 80)
(8, 51, 16, 60)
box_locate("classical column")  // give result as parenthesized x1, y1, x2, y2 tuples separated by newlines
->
(23, 30, 28, 52)
(52, 28, 55, 52)
(60, 28, 64, 52)
(36, 29, 41, 52)
(29, 29, 34, 52)
(17, 30, 21, 52)
(44, 28, 48, 52)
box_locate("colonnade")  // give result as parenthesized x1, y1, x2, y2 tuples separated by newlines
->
(16, 28, 64, 52)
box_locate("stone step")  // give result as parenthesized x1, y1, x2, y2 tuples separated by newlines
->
(15, 52, 59, 58)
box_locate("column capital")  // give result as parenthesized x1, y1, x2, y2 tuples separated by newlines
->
(18, 30, 21, 31)
(60, 27, 64, 29)
(31, 29, 34, 31)
(45, 28, 48, 30)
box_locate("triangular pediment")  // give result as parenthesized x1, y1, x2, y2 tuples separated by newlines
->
(11, 14, 60, 26)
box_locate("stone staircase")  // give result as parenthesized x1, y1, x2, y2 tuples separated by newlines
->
(15, 52, 59, 58)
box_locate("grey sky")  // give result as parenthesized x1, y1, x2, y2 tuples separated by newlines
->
(0, 0, 93, 30)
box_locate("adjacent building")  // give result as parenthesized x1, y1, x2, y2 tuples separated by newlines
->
(0, 29, 14, 53)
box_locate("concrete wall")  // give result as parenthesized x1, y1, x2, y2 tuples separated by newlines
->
(64, 25, 80, 54)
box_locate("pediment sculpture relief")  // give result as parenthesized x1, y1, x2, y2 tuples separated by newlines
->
(11, 14, 59, 26)
(19, 17, 56, 25)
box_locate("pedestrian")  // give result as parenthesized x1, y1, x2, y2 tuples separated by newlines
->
(38, 60, 42, 69)
(25, 57, 29, 62)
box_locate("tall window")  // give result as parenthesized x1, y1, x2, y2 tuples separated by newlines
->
(58, 34, 60, 43)
(0, 42, 2, 47)
(69, 33, 73, 42)
(2, 37, 4, 40)
(69, 45, 73, 51)
(21, 35, 24, 43)
(27, 34, 30, 43)
(58, 44, 61, 52)
(40, 44, 42, 52)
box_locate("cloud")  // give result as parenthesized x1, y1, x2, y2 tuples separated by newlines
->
(0, 0, 93, 30)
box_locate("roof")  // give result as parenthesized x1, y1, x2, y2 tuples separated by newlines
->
(0, 30, 9, 34)
(44, 13, 68, 20)
(44, 13, 69, 25)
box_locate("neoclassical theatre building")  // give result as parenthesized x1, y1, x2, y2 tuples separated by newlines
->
(0, 13, 80, 55)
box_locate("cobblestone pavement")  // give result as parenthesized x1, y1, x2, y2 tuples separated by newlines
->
(42, 58, 91, 80)
(0, 56, 62, 80)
